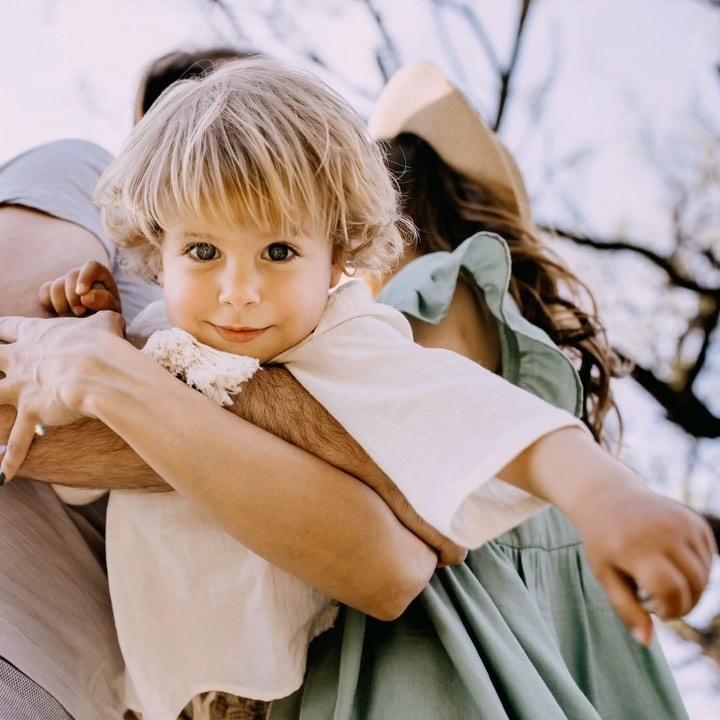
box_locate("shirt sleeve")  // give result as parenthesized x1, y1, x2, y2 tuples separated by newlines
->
(276, 282, 586, 548)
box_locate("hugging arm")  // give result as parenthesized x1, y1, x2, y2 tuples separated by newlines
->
(0, 313, 439, 619)
(0, 350, 465, 565)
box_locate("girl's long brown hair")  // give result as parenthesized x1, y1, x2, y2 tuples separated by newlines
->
(386, 133, 623, 444)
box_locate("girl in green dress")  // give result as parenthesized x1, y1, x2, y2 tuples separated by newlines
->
(270, 62, 701, 720)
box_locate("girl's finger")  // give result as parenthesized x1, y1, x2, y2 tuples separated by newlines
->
(668, 543, 713, 610)
(38, 280, 53, 310)
(80, 288, 122, 313)
(636, 556, 692, 620)
(0, 414, 38, 484)
(49, 277, 73, 316)
(698, 519, 718, 567)
(77, 261, 117, 295)
(598, 568, 654, 646)
(64, 269, 85, 316)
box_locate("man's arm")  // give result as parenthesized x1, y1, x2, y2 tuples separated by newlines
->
(0, 362, 465, 565)
(0, 405, 167, 489)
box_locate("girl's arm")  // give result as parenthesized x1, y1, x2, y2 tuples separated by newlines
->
(0, 313, 437, 620)
(406, 282, 716, 644)
(498, 426, 715, 644)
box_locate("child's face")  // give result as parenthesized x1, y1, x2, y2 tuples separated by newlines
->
(159, 216, 341, 362)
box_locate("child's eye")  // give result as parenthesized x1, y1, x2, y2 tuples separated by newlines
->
(263, 243, 296, 262)
(186, 243, 220, 261)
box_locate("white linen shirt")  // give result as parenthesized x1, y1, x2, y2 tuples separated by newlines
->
(107, 281, 584, 720)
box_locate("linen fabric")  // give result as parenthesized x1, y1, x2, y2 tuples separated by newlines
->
(108, 274, 582, 719)
(269, 233, 688, 720)
(276, 280, 584, 548)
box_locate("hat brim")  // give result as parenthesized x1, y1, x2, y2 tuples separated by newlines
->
(369, 61, 531, 225)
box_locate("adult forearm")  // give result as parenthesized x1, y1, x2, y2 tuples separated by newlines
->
(0, 404, 167, 490)
(4, 349, 461, 563)
(0, 314, 438, 614)
(232, 365, 467, 566)
(80, 338, 436, 617)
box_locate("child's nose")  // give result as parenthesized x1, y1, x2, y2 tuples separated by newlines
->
(218, 265, 262, 306)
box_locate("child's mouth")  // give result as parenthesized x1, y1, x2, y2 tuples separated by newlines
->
(212, 325, 268, 344)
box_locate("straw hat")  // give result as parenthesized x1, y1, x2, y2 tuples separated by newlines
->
(368, 61, 532, 226)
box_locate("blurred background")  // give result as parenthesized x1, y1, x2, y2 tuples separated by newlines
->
(2, 0, 719, 714)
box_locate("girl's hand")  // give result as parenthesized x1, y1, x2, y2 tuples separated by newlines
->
(0, 312, 126, 482)
(573, 482, 716, 646)
(39, 260, 122, 316)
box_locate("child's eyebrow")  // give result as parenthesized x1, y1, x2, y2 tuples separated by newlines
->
(176, 231, 218, 241)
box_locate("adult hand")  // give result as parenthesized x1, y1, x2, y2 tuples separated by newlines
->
(0, 312, 125, 482)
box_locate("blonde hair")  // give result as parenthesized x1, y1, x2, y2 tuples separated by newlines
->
(98, 57, 410, 282)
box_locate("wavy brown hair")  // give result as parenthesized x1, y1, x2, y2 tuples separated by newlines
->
(385, 133, 623, 444)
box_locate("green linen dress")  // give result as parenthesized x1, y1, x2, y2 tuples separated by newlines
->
(270, 233, 687, 720)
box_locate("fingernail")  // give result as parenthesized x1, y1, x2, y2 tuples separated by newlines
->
(0, 472, 5, 487)
(632, 627, 649, 646)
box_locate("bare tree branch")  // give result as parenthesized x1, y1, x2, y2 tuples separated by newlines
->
(206, 0, 251, 43)
(494, 0, 534, 131)
(620, 353, 720, 438)
(686, 302, 720, 387)
(437, 0, 501, 73)
(429, 0, 468, 86)
(544, 225, 720, 297)
(361, 0, 402, 81)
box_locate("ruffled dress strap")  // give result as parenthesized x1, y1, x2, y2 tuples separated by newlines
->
(377, 231, 583, 417)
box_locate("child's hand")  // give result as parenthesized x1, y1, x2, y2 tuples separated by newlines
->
(39, 260, 121, 317)
(573, 482, 716, 646)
